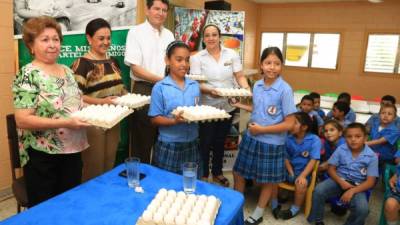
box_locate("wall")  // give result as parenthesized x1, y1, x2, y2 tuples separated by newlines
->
(0, 0, 15, 192)
(257, 0, 400, 100)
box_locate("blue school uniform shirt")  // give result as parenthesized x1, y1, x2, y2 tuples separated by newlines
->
(297, 107, 324, 127)
(324, 136, 346, 160)
(328, 143, 379, 185)
(249, 76, 297, 145)
(317, 108, 325, 118)
(148, 76, 200, 142)
(327, 108, 356, 125)
(366, 114, 400, 130)
(369, 120, 400, 161)
(285, 133, 321, 176)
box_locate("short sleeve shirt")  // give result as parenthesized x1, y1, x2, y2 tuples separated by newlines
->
(328, 144, 379, 184)
(12, 63, 89, 166)
(124, 20, 175, 81)
(148, 76, 200, 142)
(369, 120, 400, 160)
(249, 77, 297, 145)
(190, 46, 242, 112)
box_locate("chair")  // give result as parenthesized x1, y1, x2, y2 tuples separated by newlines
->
(378, 164, 396, 225)
(6, 114, 28, 212)
(278, 161, 319, 217)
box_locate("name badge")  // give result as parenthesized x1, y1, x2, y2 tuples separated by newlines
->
(267, 105, 277, 115)
(301, 151, 309, 158)
(360, 167, 367, 176)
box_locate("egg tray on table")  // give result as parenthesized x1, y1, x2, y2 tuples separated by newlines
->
(136, 189, 221, 225)
(113, 93, 151, 109)
(71, 104, 133, 129)
(171, 105, 231, 123)
(214, 88, 252, 97)
(185, 74, 207, 81)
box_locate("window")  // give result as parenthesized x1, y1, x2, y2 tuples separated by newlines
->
(364, 34, 400, 74)
(260, 32, 341, 70)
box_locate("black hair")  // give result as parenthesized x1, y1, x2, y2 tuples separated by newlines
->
(260, 47, 283, 64)
(333, 101, 350, 115)
(344, 122, 367, 136)
(164, 40, 190, 76)
(202, 24, 221, 37)
(309, 92, 321, 100)
(293, 112, 313, 133)
(146, 0, 169, 9)
(337, 92, 351, 104)
(381, 95, 396, 105)
(85, 18, 111, 37)
(324, 119, 344, 132)
(301, 95, 314, 104)
(380, 103, 398, 114)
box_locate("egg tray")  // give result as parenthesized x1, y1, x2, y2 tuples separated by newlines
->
(185, 75, 208, 81)
(113, 94, 151, 109)
(72, 108, 133, 129)
(214, 88, 252, 98)
(171, 110, 231, 123)
(136, 189, 221, 225)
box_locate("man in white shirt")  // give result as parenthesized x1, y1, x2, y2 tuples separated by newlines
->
(124, 0, 174, 163)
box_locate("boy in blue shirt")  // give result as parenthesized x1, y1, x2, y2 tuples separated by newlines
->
(309, 92, 326, 120)
(331, 101, 351, 128)
(307, 123, 379, 225)
(327, 92, 356, 125)
(276, 112, 321, 220)
(298, 95, 324, 135)
(366, 95, 400, 130)
(384, 150, 400, 225)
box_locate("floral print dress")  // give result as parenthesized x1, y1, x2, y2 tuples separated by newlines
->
(12, 63, 89, 166)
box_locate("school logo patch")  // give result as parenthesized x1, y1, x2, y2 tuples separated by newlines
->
(360, 168, 367, 176)
(302, 151, 309, 157)
(267, 105, 277, 115)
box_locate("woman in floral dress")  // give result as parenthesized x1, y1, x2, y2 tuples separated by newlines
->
(12, 16, 89, 207)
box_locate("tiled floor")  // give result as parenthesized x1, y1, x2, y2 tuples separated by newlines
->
(0, 174, 385, 224)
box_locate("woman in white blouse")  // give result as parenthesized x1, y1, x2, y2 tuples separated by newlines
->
(190, 24, 250, 187)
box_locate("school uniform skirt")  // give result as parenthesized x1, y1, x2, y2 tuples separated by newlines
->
(153, 139, 200, 175)
(233, 133, 285, 183)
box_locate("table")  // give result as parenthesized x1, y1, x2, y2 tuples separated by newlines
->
(1, 164, 244, 225)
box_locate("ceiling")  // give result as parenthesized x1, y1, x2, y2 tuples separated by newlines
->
(249, 0, 375, 3)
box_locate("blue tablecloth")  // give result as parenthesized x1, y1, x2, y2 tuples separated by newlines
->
(1, 164, 244, 225)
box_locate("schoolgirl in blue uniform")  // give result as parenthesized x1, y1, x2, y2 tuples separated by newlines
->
(276, 112, 321, 220)
(232, 47, 297, 225)
(366, 104, 400, 172)
(319, 119, 345, 172)
(148, 41, 201, 174)
(308, 123, 379, 225)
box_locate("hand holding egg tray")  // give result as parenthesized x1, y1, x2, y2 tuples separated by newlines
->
(72, 104, 133, 129)
(113, 93, 151, 109)
(136, 189, 221, 225)
(171, 105, 231, 123)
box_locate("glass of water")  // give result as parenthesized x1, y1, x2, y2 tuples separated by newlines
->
(182, 162, 198, 194)
(125, 157, 140, 188)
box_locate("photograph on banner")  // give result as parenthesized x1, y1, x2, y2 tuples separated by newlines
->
(174, 7, 245, 61)
(13, 0, 137, 36)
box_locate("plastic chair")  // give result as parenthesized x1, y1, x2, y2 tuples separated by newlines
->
(278, 161, 319, 217)
(378, 164, 396, 225)
(6, 114, 28, 212)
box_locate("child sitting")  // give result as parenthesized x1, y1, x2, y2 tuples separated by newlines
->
(366, 104, 400, 172)
(318, 120, 345, 172)
(309, 92, 326, 120)
(275, 112, 321, 220)
(384, 150, 400, 225)
(331, 101, 351, 128)
(307, 123, 379, 225)
(366, 95, 400, 130)
(298, 95, 324, 135)
(327, 92, 356, 125)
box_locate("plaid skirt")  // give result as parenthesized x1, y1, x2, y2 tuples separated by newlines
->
(233, 133, 285, 183)
(153, 139, 200, 175)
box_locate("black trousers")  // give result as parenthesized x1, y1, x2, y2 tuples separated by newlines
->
(129, 81, 158, 164)
(24, 148, 82, 207)
(199, 110, 235, 177)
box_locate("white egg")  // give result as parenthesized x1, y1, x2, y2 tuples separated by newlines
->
(177, 191, 186, 199)
(153, 212, 164, 223)
(164, 213, 175, 224)
(175, 215, 186, 225)
(142, 210, 153, 221)
(187, 216, 198, 225)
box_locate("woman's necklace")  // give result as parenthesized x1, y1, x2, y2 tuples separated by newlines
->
(87, 50, 108, 60)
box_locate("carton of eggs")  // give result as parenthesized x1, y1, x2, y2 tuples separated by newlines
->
(214, 88, 252, 97)
(136, 189, 221, 225)
(113, 93, 151, 109)
(186, 74, 207, 81)
(171, 105, 231, 122)
(72, 104, 133, 129)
